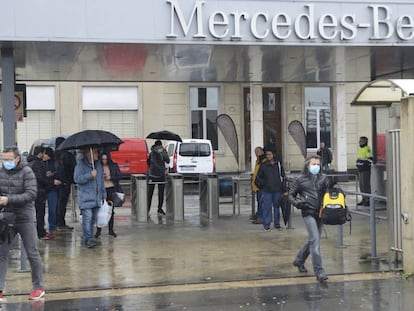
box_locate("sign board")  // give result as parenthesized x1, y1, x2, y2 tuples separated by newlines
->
(0, 84, 27, 122)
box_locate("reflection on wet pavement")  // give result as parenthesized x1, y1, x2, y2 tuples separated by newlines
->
(0, 181, 405, 310)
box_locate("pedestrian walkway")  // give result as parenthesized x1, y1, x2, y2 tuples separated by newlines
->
(0, 180, 406, 310)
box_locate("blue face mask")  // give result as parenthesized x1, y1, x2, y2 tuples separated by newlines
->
(309, 164, 320, 175)
(3, 160, 16, 170)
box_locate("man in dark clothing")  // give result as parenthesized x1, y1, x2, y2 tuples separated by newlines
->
(147, 140, 170, 216)
(27, 146, 52, 240)
(54, 137, 76, 231)
(255, 149, 286, 231)
(288, 154, 331, 282)
(316, 141, 332, 173)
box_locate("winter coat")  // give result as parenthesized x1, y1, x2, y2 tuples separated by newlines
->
(148, 146, 169, 181)
(0, 159, 37, 223)
(316, 147, 332, 166)
(251, 154, 266, 192)
(255, 159, 286, 193)
(288, 173, 331, 218)
(27, 155, 50, 197)
(55, 150, 76, 185)
(74, 156, 106, 209)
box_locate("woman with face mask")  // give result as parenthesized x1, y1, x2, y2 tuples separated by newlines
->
(288, 154, 332, 282)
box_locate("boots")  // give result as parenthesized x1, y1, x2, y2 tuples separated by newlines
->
(94, 227, 101, 239)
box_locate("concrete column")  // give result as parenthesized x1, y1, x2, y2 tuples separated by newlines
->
(335, 83, 347, 172)
(1, 48, 16, 147)
(250, 83, 263, 172)
(400, 96, 414, 273)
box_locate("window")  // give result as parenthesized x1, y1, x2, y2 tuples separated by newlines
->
(189, 87, 218, 150)
(304, 87, 331, 149)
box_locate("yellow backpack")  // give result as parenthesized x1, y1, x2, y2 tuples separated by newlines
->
(319, 187, 351, 226)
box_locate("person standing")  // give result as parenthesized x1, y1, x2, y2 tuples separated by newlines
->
(95, 151, 122, 238)
(43, 147, 61, 237)
(27, 146, 53, 240)
(0, 146, 45, 300)
(147, 140, 170, 216)
(251, 146, 266, 224)
(55, 137, 76, 231)
(74, 147, 106, 248)
(356, 136, 373, 206)
(316, 141, 332, 174)
(288, 154, 331, 282)
(255, 148, 286, 231)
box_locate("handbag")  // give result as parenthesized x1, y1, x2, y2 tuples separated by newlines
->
(111, 191, 125, 207)
(0, 209, 16, 244)
(97, 200, 113, 227)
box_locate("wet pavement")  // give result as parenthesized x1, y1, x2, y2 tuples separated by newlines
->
(0, 180, 411, 310)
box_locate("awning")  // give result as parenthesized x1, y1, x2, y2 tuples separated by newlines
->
(351, 79, 414, 106)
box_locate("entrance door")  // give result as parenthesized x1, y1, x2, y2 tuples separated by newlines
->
(244, 87, 282, 169)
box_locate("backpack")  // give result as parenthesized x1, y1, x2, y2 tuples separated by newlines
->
(319, 187, 352, 226)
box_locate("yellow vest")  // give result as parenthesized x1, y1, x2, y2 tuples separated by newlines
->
(357, 145, 372, 159)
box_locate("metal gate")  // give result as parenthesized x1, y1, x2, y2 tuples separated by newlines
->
(387, 129, 402, 267)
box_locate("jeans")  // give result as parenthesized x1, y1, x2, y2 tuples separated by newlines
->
(295, 215, 324, 276)
(255, 191, 263, 218)
(47, 190, 58, 232)
(0, 222, 44, 291)
(262, 191, 282, 229)
(81, 207, 98, 242)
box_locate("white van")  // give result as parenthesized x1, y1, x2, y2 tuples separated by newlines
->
(166, 139, 215, 177)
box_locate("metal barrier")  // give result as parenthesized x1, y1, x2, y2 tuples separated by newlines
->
(165, 173, 184, 221)
(231, 175, 252, 216)
(387, 129, 402, 267)
(199, 173, 219, 220)
(344, 190, 387, 259)
(130, 174, 148, 222)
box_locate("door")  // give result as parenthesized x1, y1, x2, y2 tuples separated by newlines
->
(244, 87, 282, 169)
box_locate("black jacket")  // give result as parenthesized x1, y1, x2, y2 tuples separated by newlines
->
(288, 173, 331, 218)
(27, 154, 50, 196)
(255, 159, 286, 193)
(148, 146, 170, 181)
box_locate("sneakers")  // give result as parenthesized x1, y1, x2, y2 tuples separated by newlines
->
(29, 288, 45, 300)
(317, 274, 328, 282)
(86, 239, 97, 248)
(264, 228, 272, 232)
(40, 233, 54, 240)
(293, 260, 308, 273)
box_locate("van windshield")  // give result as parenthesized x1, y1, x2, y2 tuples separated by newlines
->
(179, 143, 211, 157)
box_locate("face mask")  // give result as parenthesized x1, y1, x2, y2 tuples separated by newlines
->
(309, 164, 320, 175)
(3, 160, 16, 170)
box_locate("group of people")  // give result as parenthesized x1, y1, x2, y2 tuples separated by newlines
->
(27, 140, 76, 240)
(0, 135, 372, 300)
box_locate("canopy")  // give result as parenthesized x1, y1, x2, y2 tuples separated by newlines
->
(351, 79, 414, 106)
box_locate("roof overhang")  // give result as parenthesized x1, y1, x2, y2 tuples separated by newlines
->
(351, 79, 414, 106)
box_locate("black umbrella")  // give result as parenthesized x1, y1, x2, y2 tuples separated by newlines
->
(56, 130, 123, 151)
(146, 130, 182, 142)
(280, 195, 291, 226)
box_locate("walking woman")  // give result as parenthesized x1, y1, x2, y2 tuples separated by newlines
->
(95, 151, 122, 238)
(288, 154, 331, 282)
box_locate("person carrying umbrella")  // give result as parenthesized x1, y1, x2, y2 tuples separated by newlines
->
(74, 146, 106, 248)
(147, 140, 170, 216)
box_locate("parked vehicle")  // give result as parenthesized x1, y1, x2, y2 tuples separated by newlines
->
(110, 138, 149, 176)
(166, 139, 215, 177)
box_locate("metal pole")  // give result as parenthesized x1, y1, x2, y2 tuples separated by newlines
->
(337, 225, 344, 248)
(1, 48, 16, 147)
(370, 196, 377, 258)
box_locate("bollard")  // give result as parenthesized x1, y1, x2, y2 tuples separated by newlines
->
(199, 173, 219, 220)
(370, 196, 377, 258)
(130, 174, 148, 222)
(337, 225, 345, 248)
(166, 173, 184, 221)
